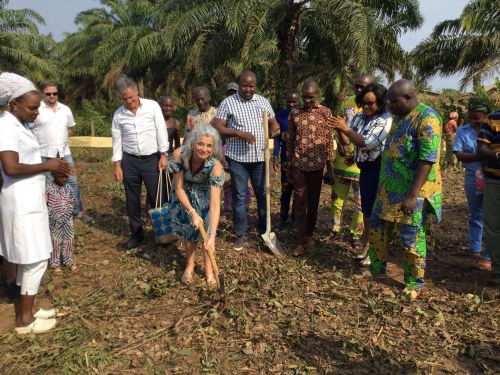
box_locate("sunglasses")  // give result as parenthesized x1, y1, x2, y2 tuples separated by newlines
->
(45, 92, 58, 97)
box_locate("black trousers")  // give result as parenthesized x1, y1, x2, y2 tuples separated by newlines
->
(122, 153, 166, 239)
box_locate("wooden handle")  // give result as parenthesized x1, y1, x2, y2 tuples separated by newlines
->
(198, 223, 220, 289)
(263, 110, 271, 233)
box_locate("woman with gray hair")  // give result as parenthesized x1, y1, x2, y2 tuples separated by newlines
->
(169, 124, 225, 287)
(0, 72, 71, 334)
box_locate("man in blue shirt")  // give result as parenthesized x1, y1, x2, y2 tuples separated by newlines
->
(273, 89, 299, 229)
(452, 98, 491, 271)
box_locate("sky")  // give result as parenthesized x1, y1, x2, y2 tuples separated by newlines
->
(9, 0, 495, 92)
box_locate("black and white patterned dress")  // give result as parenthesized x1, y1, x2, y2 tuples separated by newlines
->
(46, 181, 75, 267)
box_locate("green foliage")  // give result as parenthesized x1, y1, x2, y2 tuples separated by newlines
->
(472, 86, 499, 112)
(0, 0, 55, 80)
(74, 99, 110, 137)
(413, 0, 500, 89)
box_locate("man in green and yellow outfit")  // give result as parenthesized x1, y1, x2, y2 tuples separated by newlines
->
(367, 80, 442, 297)
(331, 75, 373, 251)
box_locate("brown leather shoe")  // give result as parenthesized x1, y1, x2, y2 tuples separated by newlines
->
(292, 245, 305, 257)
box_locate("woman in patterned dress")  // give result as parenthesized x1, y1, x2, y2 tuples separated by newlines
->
(169, 124, 225, 287)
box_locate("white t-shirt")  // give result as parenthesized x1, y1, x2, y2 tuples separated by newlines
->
(32, 101, 76, 157)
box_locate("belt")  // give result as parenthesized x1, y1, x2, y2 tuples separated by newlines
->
(123, 152, 159, 160)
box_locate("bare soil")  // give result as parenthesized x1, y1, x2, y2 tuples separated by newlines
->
(0, 148, 498, 375)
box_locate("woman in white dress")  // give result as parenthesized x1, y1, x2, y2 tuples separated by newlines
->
(0, 73, 71, 334)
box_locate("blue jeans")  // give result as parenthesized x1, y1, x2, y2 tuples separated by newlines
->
(43, 155, 84, 215)
(227, 157, 266, 237)
(464, 171, 490, 259)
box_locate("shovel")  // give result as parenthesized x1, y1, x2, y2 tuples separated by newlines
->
(261, 111, 285, 256)
(198, 223, 225, 300)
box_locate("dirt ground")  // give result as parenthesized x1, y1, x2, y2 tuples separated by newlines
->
(0, 148, 498, 375)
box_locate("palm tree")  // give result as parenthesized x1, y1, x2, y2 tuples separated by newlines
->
(0, 0, 54, 80)
(59, 0, 169, 97)
(412, 0, 500, 90)
(161, 0, 422, 106)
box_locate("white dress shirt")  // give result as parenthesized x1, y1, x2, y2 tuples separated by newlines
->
(111, 98, 169, 162)
(32, 101, 76, 157)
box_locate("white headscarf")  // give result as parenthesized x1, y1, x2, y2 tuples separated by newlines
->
(0, 72, 37, 107)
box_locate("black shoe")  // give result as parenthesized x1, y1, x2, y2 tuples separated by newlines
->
(488, 275, 500, 288)
(274, 220, 288, 231)
(232, 236, 247, 251)
(125, 238, 143, 250)
(5, 282, 20, 301)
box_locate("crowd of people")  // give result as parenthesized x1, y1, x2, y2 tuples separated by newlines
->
(0, 69, 499, 335)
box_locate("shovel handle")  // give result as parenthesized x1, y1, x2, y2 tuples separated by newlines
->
(198, 224, 221, 289)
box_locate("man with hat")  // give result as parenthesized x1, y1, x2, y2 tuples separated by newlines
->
(452, 98, 492, 271)
(226, 82, 238, 96)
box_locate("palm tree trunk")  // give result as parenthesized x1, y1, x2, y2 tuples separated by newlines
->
(138, 78, 145, 97)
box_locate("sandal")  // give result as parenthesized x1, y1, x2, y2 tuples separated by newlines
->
(403, 287, 422, 300)
(181, 269, 193, 285)
(53, 267, 62, 275)
(70, 264, 78, 273)
(292, 245, 305, 257)
(206, 274, 217, 289)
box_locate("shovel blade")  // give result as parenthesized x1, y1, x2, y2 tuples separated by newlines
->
(261, 231, 285, 256)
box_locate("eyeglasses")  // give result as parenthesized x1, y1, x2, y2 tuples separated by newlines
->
(44, 92, 58, 97)
(362, 101, 376, 106)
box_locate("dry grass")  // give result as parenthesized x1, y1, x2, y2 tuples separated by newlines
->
(0, 148, 498, 374)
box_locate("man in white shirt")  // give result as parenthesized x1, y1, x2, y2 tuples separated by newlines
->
(32, 80, 92, 223)
(112, 76, 168, 249)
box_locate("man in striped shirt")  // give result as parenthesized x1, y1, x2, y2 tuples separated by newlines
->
(477, 110, 500, 286)
(212, 70, 280, 251)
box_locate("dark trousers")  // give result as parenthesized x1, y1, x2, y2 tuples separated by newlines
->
(227, 157, 266, 237)
(357, 157, 381, 217)
(290, 167, 324, 244)
(280, 168, 293, 221)
(122, 153, 165, 240)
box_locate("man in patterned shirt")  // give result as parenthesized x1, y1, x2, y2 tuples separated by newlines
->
(186, 86, 217, 142)
(477, 110, 500, 286)
(366, 80, 442, 298)
(285, 80, 335, 256)
(212, 70, 280, 251)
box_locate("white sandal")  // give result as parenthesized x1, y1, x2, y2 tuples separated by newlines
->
(33, 308, 57, 319)
(14, 317, 57, 335)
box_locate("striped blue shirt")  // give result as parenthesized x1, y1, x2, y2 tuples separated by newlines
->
(215, 92, 275, 163)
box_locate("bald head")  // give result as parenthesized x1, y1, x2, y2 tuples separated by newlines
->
(303, 79, 320, 94)
(238, 70, 256, 83)
(192, 86, 211, 112)
(387, 79, 419, 116)
(159, 95, 175, 118)
(354, 74, 374, 94)
(302, 79, 320, 110)
(238, 70, 257, 101)
(285, 88, 300, 111)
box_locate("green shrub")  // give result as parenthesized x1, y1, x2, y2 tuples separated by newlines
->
(74, 100, 110, 137)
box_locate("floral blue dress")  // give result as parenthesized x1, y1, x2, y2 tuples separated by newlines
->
(169, 156, 225, 242)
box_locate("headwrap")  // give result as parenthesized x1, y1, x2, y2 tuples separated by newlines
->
(0, 72, 37, 107)
(468, 97, 491, 114)
(449, 111, 458, 119)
